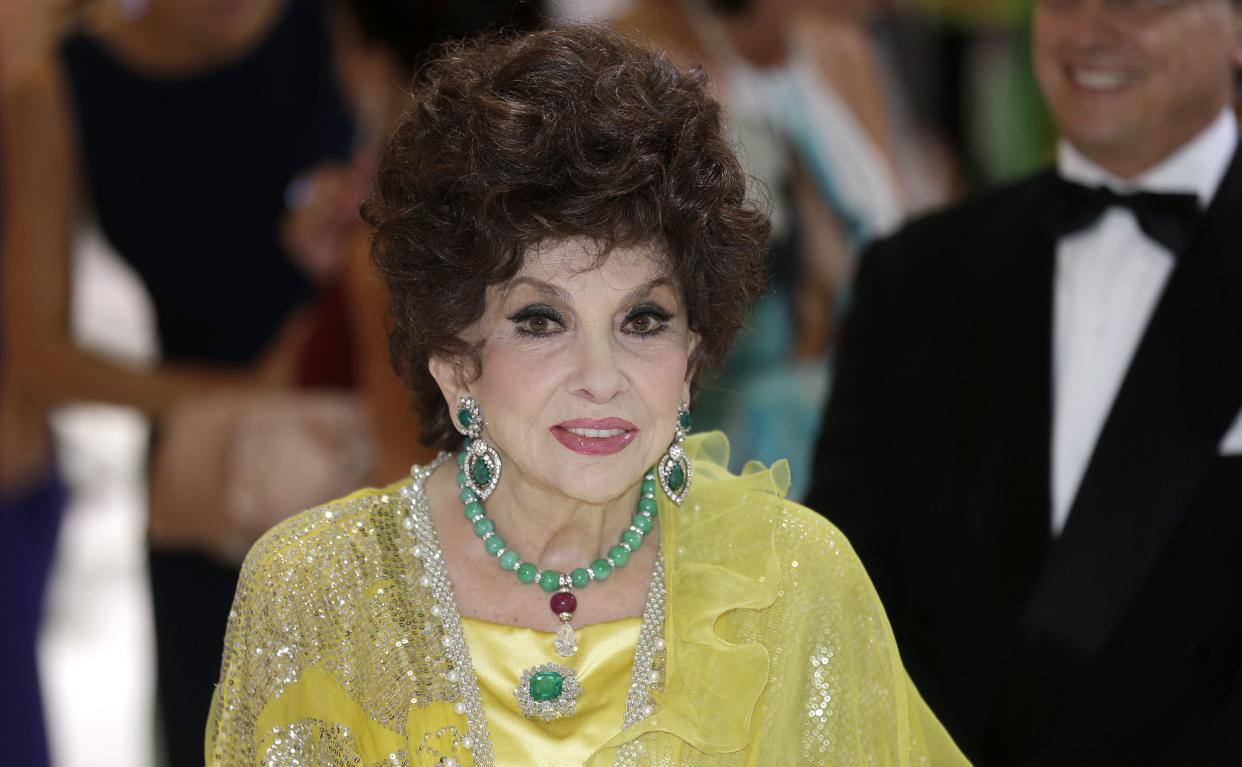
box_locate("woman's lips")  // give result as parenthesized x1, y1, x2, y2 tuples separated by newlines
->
(550, 418, 638, 456)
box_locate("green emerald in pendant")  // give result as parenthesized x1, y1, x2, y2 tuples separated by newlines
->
(471, 458, 492, 487)
(667, 463, 685, 491)
(529, 671, 564, 702)
(679, 410, 692, 430)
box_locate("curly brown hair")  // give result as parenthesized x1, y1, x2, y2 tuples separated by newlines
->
(364, 24, 770, 450)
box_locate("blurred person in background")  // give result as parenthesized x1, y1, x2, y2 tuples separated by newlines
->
(278, 0, 542, 487)
(0, 0, 352, 763)
(893, 0, 1057, 186)
(809, 0, 1242, 763)
(613, 0, 906, 499)
(0, 91, 70, 767)
(1, 6, 77, 764)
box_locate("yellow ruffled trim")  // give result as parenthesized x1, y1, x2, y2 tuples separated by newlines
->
(594, 431, 790, 761)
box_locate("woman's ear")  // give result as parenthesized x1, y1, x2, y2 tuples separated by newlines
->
(682, 330, 701, 403)
(428, 354, 465, 410)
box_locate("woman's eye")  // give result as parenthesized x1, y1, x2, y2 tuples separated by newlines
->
(522, 316, 552, 334)
(623, 310, 670, 336)
(509, 306, 565, 336)
(629, 315, 656, 333)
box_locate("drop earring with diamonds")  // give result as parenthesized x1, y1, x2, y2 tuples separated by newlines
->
(657, 401, 692, 505)
(453, 395, 502, 501)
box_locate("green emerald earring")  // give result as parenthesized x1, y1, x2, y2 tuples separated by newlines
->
(454, 394, 502, 501)
(657, 401, 692, 505)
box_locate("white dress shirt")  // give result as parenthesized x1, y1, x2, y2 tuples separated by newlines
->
(1051, 109, 1239, 536)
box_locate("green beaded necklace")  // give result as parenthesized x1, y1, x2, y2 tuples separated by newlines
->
(455, 440, 659, 658)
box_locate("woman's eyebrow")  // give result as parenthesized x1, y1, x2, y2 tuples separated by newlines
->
(502, 277, 573, 303)
(622, 278, 674, 306)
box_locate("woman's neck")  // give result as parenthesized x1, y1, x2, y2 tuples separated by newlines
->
(426, 456, 660, 629)
(434, 458, 641, 575)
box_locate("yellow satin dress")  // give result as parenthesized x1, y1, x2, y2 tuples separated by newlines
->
(206, 432, 970, 766)
(462, 618, 639, 764)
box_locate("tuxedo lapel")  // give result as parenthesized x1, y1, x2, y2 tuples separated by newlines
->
(1022, 148, 1242, 660)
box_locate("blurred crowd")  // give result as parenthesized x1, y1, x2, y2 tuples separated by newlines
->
(3, 0, 1236, 766)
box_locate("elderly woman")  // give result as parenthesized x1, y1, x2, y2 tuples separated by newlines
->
(206, 25, 967, 766)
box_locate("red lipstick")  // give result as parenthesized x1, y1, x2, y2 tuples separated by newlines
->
(550, 418, 638, 456)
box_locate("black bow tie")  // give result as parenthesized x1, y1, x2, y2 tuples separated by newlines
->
(1051, 177, 1203, 255)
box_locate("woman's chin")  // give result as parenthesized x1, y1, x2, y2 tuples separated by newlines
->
(543, 468, 646, 507)
(529, 443, 655, 500)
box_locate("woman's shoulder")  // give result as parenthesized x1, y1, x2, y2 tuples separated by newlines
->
(681, 432, 872, 591)
(685, 433, 854, 542)
(783, 492, 846, 535)
(698, 483, 866, 581)
(240, 478, 411, 581)
(775, 499, 864, 567)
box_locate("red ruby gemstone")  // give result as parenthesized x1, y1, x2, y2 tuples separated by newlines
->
(550, 591, 577, 615)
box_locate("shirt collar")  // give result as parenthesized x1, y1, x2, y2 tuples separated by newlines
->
(1057, 109, 1239, 208)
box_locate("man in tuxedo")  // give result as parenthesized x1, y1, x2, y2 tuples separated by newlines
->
(806, 1, 1242, 764)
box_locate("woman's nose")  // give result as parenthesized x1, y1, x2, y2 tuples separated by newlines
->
(566, 331, 628, 403)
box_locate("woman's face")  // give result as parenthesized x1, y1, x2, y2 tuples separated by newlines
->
(434, 238, 696, 506)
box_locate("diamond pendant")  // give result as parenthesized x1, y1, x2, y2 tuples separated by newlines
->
(514, 663, 583, 720)
(554, 623, 578, 657)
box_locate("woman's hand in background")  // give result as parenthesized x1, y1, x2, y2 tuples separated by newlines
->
(281, 160, 371, 284)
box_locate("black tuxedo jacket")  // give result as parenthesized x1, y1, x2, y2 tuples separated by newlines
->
(807, 149, 1242, 766)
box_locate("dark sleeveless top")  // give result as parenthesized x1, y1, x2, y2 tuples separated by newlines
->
(61, 0, 351, 365)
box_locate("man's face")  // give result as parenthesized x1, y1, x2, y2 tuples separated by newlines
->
(1033, 0, 1242, 177)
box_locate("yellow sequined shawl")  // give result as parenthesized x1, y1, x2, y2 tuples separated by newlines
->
(206, 432, 969, 766)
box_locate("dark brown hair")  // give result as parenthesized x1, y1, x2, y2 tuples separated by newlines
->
(364, 24, 770, 450)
